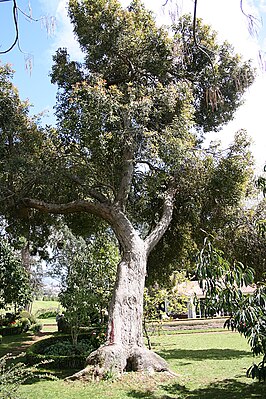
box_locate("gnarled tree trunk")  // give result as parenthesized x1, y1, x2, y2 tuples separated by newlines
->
(24, 185, 177, 380)
(83, 236, 168, 377)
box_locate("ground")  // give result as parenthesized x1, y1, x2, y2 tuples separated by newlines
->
(1, 309, 265, 398)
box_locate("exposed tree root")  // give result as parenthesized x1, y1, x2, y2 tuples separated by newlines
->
(65, 344, 173, 381)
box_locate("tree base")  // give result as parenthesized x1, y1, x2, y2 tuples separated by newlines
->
(66, 344, 172, 381)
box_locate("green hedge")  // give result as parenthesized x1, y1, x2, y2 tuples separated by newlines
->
(0, 325, 23, 336)
(35, 308, 58, 319)
(26, 333, 98, 369)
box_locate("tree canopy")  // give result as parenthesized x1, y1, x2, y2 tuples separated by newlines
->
(0, 0, 259, 377)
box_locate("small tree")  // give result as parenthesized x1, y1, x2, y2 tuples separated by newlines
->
(0, 238, 32, 311)
(52, 226, 118, 346)
(196, 237, 266, 381)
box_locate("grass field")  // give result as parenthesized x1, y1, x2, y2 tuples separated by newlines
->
(1, 302, 265, 398)
(31, 300, 61, 316)
(15, 331, 265, 399)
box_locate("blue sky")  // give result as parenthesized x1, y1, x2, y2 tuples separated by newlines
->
(0, 0, 265, 171)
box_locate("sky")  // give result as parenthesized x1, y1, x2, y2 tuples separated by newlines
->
(0, 0, 265, 172)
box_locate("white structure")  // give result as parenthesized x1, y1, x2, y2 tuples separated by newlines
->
(177, 281, 257, 319)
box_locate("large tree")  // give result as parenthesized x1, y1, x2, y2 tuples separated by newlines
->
(0, 0, 255, 376)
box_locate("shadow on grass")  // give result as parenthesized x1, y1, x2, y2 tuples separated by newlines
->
(128, 379, 266, 399)
(22, 367, 77, 385)
(156, 348, 251, 362)
(0, 332, 33, 356)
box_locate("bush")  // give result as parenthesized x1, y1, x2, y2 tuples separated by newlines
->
(35, 308, 58, 319)
(26, 331, 103, 369)
(0, 325, 22, 336)
(20, 317, 31, 332)
(43, 339, 94, 357)
(56, 314, 70, 333)
(0, 353, 57, 398)
(0, 313, 16, 326)
(0, 354, 35, 399)
(30, 323, 43, 335)
(19, 311, 36, 325)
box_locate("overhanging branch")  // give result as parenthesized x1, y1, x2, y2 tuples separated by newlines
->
(22, 198, 114, 224)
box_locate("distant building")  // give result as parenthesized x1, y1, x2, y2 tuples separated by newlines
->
(176, 281, 256, 319)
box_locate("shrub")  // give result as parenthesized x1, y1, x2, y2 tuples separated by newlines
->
(0, 313, 16, 326)
(0, 354, 35, 399)
(20, 318, 31, 332)
(19, 311, 36, 325)
(0, 325, 22, 336)
(43, 339, 94, 357)
(30, 323, 43, 335)
(56, 314, 70, 333)
(35, 308, 58, 319)
(26, 331, 103, 369)
(0, 353, 57, 398)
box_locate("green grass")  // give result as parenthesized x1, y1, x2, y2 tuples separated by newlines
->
(0, 332, 35, 357)
(15, 331, 265, 399)
(31, 300, 61, 316)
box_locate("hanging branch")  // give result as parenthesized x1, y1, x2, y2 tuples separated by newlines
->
(240, 0, 261, 37)
(192, 0, 215, 72)
(0, 0, 19, 54)
(0, 0, 56, 55)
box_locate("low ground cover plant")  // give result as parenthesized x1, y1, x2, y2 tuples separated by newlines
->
(26, 331, 105, 369)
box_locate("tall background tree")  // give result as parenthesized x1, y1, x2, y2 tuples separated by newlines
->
(0, 236, 31, 310)
(0, 0, 256, 377)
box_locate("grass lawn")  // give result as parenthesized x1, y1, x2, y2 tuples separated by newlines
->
(31, 300, 61, 315)
(15, 331, 265, 399)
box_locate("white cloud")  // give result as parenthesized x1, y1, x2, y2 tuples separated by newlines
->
(38, 0, 83, 61)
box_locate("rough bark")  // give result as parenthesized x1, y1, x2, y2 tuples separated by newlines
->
(23, 184, 177, 380)
(67, 235, 169, 380)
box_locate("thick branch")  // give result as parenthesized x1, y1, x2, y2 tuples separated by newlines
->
(145, 183, 177, 253)
(115, 150, 134, 209)
(22, 198, 114, 224)
(115, 120, 135, 210)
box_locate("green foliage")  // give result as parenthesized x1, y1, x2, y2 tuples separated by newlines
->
(196, 237, 266, 381)
(216, 202, 266, 282)
(50, 225, 117, 345)
(144, 271, 188, 321)
(19, 318, 31, 333)
(19, 311, 36, 325)
(0, 354, 34, 399)
(30, 322, 43, 335)
(0, 238, 32, 310)
(26, 333, 103, 369)
(35, 309, 58, 319)
(173, 15, 254, 133)
(147, 129, 255, 284)
(256, 165, 266, 197)
(43, 339, 94, 357)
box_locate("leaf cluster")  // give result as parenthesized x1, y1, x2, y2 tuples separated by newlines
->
(0, 237, 32, 309)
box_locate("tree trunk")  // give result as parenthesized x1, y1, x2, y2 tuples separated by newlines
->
(68, 236, 169, 380)
(24, 188, 177, 380)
